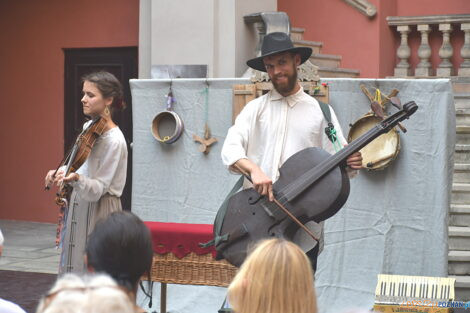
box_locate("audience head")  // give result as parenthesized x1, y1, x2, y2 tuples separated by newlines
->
(85, 211, 153, 295)
(36, 273, 134, 313)
(228, 238, 317, 313)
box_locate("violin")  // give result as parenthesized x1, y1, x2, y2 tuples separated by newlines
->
(46, 117, 107, 207)
(215, 101, 418, 267)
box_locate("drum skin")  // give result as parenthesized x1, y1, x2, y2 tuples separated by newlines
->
(348, 113, 400, 170)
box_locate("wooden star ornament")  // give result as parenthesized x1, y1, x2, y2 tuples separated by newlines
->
(193, 123, 217, 154)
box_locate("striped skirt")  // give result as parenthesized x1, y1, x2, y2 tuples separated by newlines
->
(58, 192, 122, 275)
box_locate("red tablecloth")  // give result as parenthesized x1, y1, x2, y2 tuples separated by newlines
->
(144, 221, 216, 259)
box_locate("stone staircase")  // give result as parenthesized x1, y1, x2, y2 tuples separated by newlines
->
(449, 78, 470, 301)
(291, 27, 360, 78)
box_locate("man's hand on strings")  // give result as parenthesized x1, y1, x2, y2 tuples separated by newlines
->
(346, 151, 363, 170)
(250, 167, 274, 202)
(233, 159, 274, 201)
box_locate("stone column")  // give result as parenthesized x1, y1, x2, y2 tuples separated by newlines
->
(394, 25, 411, 77)
(459, 23, 470, 77)
(416, 24, 432, 77)
(437, 23, 454, 77)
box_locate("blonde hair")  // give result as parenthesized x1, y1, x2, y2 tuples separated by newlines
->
(36, 273, 135, 313)
(228, 238, 317, 313)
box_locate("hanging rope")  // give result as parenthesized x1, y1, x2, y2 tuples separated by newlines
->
(203, 86, 209, 126)
(192, 84, 217, 154)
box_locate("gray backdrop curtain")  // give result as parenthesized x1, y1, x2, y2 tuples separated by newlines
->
(130, 78, 454, 313)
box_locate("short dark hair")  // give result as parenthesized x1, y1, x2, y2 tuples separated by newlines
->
(85, 211, 153, 292)
(82, 71, 125, 110)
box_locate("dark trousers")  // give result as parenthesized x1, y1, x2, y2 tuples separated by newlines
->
(305, 243, 319, 272)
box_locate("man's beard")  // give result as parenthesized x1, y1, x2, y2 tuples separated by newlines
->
(271, 67, 298, 95)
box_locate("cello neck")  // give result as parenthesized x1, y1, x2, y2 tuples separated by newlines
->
(279, 101, 417, 202)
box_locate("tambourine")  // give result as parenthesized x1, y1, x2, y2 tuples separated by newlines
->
(151, 91, 184, 144)
(348, 113, 400, 170)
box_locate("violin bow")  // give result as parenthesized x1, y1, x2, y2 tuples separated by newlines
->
(233, 163, 319, 242)
(45, 119, 95, 191)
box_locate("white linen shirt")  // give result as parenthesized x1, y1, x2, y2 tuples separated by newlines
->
(221, 86, 348, 252)
(70, 121, 128, 202)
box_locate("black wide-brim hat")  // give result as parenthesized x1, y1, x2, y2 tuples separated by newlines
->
(247, 32, 312, 72)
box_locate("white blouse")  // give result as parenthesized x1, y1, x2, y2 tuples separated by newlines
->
(70, 121, 128, 202)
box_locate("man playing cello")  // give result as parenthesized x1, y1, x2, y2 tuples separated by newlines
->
(221, 32, 362, 270)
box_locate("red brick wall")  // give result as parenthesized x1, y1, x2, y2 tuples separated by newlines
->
(0, 0, 138, 222)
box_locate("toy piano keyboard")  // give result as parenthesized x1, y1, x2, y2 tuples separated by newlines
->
(374, 274, 456, 313)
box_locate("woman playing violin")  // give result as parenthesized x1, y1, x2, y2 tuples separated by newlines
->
(44, 71, 128, 274)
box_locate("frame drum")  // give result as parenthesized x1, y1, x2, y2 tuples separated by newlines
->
(348, 113, 400, 170)
(151, 110, 184, 144)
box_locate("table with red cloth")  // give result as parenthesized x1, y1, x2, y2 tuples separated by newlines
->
(146, 221, 217, 258)
(143, 221, 237, 313)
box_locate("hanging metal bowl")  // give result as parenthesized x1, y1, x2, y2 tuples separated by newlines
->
(151, 91, 184, 144)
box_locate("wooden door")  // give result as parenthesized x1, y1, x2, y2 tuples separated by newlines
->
(64, 47, 137, 211)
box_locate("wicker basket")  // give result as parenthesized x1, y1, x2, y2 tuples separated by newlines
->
(149, 252, 237, 287)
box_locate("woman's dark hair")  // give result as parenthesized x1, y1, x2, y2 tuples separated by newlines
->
(85, 211, 153, 292)
(81, 71, 125, 110)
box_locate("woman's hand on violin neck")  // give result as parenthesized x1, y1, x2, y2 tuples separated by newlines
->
(54, 172, 79, 186)
(346, 151, 363, 170)
(62, 173, 80, 184)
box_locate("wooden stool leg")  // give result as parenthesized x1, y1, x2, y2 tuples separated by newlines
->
(161, 282, 167, 313)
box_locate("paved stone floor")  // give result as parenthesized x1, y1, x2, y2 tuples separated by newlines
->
(0, 220, 60, 313)
(0, 220, 59, 274)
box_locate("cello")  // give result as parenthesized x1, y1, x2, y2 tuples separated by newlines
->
(215, 101, 418, 267)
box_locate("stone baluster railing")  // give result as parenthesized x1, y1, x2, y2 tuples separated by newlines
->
(438, 23, 454, 76)
(416, 24, 432, 76)
(461, 23, 470, 76)
(395, 25, 412, 77)
(387, 14, 470, 77)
